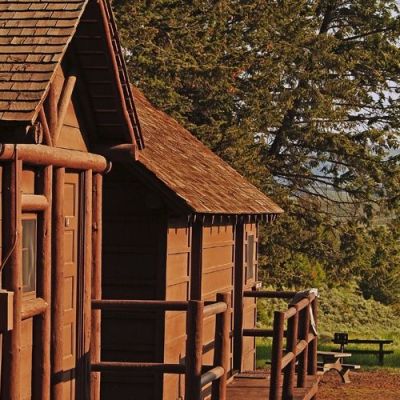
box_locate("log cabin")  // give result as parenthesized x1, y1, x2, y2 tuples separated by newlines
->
(99, 87, 283, 399)
(0, 2, 321, 400)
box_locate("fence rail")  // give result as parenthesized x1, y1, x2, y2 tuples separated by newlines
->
(241, 290, 318, 400)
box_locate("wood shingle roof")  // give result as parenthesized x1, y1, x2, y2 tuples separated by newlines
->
(132, 87, 283, 216)
(0, 0, 87, 122)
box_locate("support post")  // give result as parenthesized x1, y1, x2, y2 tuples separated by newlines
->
(233, 222, 244, 372)
(51, 167, 65, 400)
(91, 174, 102, 400)
(297, 306, 310, 387)
(33, 165, 52, 400)
(283, 306, 299, 399)
(308, 298, 318, 376)
(212, 293, 230, 400)
(83, 170, 93, 398)
(1, 159, 22, 400)
(185, 300, 204, 400)
(269, 311, 285, 400)
(190, 220, 203, 300)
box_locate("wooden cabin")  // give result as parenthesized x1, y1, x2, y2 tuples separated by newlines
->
(0, 2, 322, 400)
(99, 88, 283, 400)
(0, 1, 143, 399)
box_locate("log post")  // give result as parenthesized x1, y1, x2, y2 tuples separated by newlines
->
(51, 167, 65, 400)
(185, 300, 204, 400)
(33, 165, 52, 400)
(91, 174, 103, 400)
(297, 305, 310, 387)
(233, 222, 244, 372)
(47, 83, 58, 140)
(269, 311, 285, 400)
(190, 220, 203, 300)
(211, 293, 231, 400)
(2, 159, 22, 400)
(83, 170, 93, 398)
(283, 305, 299, 399)
(308, 298, 318, 376)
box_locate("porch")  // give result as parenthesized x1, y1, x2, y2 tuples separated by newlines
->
(91, 289, 319, 400)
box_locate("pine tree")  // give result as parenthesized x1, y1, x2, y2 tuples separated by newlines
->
(114, 0, 400, 298)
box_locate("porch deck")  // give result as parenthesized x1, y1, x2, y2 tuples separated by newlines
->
(226, 371, 319, 400)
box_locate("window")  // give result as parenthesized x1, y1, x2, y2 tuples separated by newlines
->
(22, 217, 37, 295)
(246, 234, 255, 281)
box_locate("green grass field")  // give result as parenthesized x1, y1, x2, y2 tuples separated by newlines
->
(255, 284, 400, 370)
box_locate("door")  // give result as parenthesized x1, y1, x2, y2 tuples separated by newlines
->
(62, 172, 81, 399)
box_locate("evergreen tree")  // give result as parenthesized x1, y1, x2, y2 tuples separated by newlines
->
(114, 0, 400, 298)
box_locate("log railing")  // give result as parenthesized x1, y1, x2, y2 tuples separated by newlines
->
(242, 290, 318, 400)
(91, 292, 231, 400)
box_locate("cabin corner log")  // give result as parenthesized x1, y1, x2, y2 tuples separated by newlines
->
(0, 144, 110, 173)
(185, 300, 204, 400)
(51, 167, 65, 400)
(91, 173, 102, 400)
(2, 159, 22, 400)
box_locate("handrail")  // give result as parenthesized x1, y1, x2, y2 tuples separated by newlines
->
(91, 299, 188, 311)
(243, 290, 297, 298)
(269, 292, 319, 400)
(203, 301, 227, 318)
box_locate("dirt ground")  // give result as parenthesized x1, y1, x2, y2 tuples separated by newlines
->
(318, 370, 400, 400)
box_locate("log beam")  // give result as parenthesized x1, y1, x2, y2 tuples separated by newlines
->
(0, 144, 110, 173)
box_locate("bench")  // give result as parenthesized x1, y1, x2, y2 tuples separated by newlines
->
(317, 351, 359, 383)
(333, 332, 394, 366)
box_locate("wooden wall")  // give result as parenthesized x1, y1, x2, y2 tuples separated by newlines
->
(201, 222, 235, 372)
(163, 219, 191, 400)
(101, 164, 166, 400)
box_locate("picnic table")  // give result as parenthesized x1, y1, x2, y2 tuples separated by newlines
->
(317, 351, 360, 383)
(333, 333, 394, 365)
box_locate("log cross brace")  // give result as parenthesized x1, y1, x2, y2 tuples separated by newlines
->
(40, 75, 77, 147)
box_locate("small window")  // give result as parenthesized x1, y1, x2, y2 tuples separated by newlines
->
(22, 217, 37, 295)
(246, 234, 255, 281)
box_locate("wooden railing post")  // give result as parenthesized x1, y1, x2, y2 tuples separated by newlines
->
(269, 311, 285, 400)
(297, 304, 311, 387)
(185, 300, 204, 400)
(308, 297, 318, 376)
(212, 293, 231, 400)
(283, 305, 298, 399)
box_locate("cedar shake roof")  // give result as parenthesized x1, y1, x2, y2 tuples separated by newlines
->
(0, 0, 143, 147)
(132, 87, 283, 215)
(0, 0, 87, 122)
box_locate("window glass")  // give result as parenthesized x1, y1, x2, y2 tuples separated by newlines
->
(247, 234, 255, 281)
(22, 218, 37, 294)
